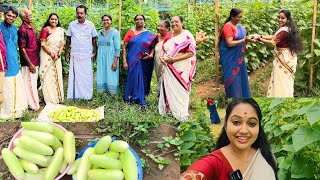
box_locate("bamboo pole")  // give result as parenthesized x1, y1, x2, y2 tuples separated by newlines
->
(119, 0, 122, 34)
(309, 0, 317, 95)
(214, 0, 219, 84)
(28, 0, 32, 11)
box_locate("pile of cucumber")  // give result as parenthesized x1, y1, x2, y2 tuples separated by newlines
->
(2, 122, 75, 180)
(69, 136, 139, 180)
(1, 122, 140, 180)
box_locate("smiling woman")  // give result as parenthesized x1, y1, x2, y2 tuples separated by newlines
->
(181, 98, 278, 180)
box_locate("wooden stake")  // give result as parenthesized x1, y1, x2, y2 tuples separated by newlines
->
(28, 0, 32, 11)
(119, 0, 122, 34)
(309, 0, 317, 94)
(214, 0, 219, 85)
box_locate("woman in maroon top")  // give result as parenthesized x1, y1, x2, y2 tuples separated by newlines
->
(181, 99, 278, 180)
(258, 10, 302, 97)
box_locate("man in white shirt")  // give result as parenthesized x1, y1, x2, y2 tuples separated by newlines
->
(65, 5, 97, 100)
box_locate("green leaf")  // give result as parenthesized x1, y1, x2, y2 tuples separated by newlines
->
(292, 125, 320, 151)
(291, 156, 316, 178)
(280, 123, 296, 131)
(158, 164, 164, 170)
(306, 103, 320, 125)
(269, 98, 286, 108)
(282, 144, 295, 152)
(181, 142, 195, 150)
(180, 130, 196, 141)
(314, 39, 320, 47)
(314, 49, 320, 57)
(283, 101, 316, 118)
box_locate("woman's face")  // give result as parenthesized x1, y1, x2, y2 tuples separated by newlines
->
(278, 12, 288, 27)
(49, 15, 58, 27)
(102, 16, 112, 29)
(231, 13, 243, 24)
(225, 103, 259, 151)
(157, 21, 169, 36)
(135, 15, 145, 28)
(171, 16, 183, 32)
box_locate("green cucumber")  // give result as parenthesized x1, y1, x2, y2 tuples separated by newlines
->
(63, 131, 76, 163)
(93, 135, 112, 154)
(89, 155, 122, 170)
(77, 147, 95, 180)
(51, 137, 63, 151)
(21, 122, 54, 133)
(88, 169, 124, 180)
(66, 158, 81, 175)
(13, 138, 21, 147)
(1, 148, 25, 180)
(20, 159, 39, 174)
(22, 130, 55, 145)
(13, 147, 49, 167)
(103, 151, 120, 159)
(59, 160, 68, 173)
(19, 135, 54, 156)
(51, 125, 65, 141)
(109, 140, 129, 153)
(120, 149, 138, 180)
(44, 147, 64, 180)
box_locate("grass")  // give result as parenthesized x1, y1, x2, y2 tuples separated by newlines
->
(249, 62, 273, 97)
(5, 70, 197, 122)
(195, 57, 216, 84)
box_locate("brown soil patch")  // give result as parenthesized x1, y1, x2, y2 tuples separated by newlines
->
(196, 61, 273, 98)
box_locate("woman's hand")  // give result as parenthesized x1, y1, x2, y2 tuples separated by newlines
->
(142, 52, 153, 60)
(163, 56, 175, 64)
(123, 62, 128, 71)
(196, 31, 209, 45)
(112, 62, 117, 71)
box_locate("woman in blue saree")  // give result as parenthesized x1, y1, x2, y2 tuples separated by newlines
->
(123, 14, 157, 106)
(219, 8, 253, 98)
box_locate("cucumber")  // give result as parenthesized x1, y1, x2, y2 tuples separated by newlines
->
(1, 148, 25, 180)
(89, 155, 122, 170)
(67, 158, 81, 175)
(45, 156, 53, 165)
(13, 138, 21, 147)
(63, 131, 76, 163)
(22, 129, 56, 145)
(93, 135, 112, 154)
(23, 172, 44, 180)
(20, 159, 39, 174)
(59, 160, 68, 173)
(44, 147, 64, 180)
(120, 149, 138, 180)
(109, 140, 129, 153)
(52, 125, 65, 141)
(103, 151, 120, 159)
(88, 169, 124, 180)
(19, 135, 54, 156)
(77, 147, 95, 180)
(21, 122, 54, 133)
(51, 137, 63, 151)
(13, 147, 49, 167)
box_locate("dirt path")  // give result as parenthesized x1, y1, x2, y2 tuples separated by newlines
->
(196, 62, 273, 98)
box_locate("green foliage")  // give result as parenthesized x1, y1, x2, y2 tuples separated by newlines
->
(256, 98, 320, 179)
(180, 101, 215, 172)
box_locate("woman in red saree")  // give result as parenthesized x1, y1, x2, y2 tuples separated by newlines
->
(181, 98, 278, 180)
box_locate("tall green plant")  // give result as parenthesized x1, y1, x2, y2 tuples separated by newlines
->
(256, 98, 320, 180)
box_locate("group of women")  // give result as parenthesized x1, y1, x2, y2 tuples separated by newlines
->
(40, 13, 199, 120)
(219, 8, 302, 98)
(122, 14, 198, 120)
